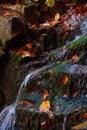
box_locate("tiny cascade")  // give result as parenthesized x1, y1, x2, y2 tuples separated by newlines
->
(62, 115, 67, 130)
(0, 66, 48, 130)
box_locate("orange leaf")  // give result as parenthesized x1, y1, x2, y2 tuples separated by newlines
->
(19, 100, 34, 106)
(83, 113, 87, 119)
(43, 90, 49, 100)
(60, 75, 69, 85)
(69, 55, 79, 63)
(49, 113, 54, 120)
(26, 43, 32, 49)
(39, 100, 50, 112)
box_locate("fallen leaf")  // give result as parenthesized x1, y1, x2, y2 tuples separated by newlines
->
(55, 13, 60, 21)
(45, 0, 55, 8)
(19, 100, 34, 106)
(60, 75, 69, 85)
(26, 43, 33, 49)
(49, 113, 54, 119)
(43, 90, 49, 100)
(73, 91, 78, 97)
(39, 100, 50, 112)
(83, 113, 87, 119)
(70, 55, 79, 63)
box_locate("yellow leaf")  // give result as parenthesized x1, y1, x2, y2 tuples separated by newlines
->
(45, 0, 55, 8)
(55, 13, 60, 21)
(39, 100, 50, 112)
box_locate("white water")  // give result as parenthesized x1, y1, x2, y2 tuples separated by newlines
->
(62, 115, 67, 130)
(0, 14, 87, 130)
(0, 66, 48, 130)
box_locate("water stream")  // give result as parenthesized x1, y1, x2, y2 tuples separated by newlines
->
(0, 12, 87, 130)
(0, 66, 49, 130)
(62, 115, 67, 130)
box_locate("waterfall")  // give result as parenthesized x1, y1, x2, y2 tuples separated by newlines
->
(0, 66, 49, 130)
(62, 115, 67, 130)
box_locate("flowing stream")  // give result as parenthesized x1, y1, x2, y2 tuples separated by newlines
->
(0, 66, 49, 130)
(0, 14, 87, 130)
(62, 115, 67, 130)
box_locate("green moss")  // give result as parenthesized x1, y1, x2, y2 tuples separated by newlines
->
(67, 34, 87, 50)
(52, 61, 68, 75)
(0, 40, 6, 47)
(14, 54, 22, 65)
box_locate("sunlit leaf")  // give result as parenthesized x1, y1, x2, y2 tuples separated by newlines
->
(55, 13, 60, 21)
(45, 0, 55, 8)
(26, 43, 32, 49)
(39, 100, 50, 112)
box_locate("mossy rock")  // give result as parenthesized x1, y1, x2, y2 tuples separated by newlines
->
(16, 95, 87, 130)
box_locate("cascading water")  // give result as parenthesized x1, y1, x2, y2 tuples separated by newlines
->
(0, 66, 49, 130)
(0, 8, 87, 130)
(0, 72, 34, 130)
(62, 115, 67, 130)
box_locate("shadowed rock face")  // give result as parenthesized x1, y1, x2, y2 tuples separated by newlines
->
(0, 0, 16, 4)
(0, 89, 6, 111)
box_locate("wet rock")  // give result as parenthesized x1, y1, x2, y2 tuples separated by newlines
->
(0, 7, 25, 41)
(0, 89, 6, 111)
(24, 5, 40, 26)
(16, 96, 87, 130)
(0, 47, 5, 58)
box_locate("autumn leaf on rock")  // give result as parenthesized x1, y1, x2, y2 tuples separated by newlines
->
(55, 13, 60, 21)
(69, 55, 79, 63)
(19, 100, 34, 107)
(45, 0, 55, 8)
(60, 75, 69, 85)
(49, 113, 54, 119)
(43, 90, 49, 100)
(39, 100, 50, 112)
(83, 113, 87, 119)
(26, 43, 33, 49)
